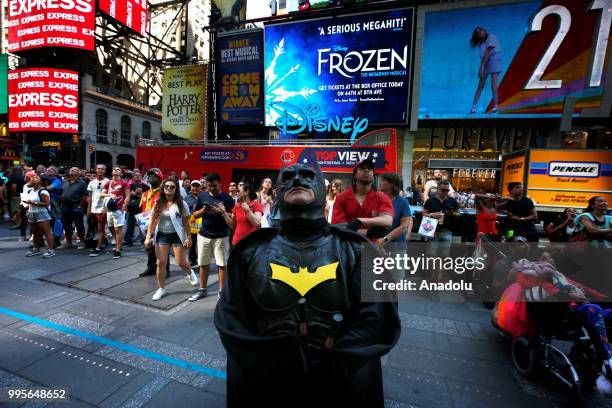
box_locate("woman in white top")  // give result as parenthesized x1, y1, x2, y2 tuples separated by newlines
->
(22, 173, 56, 258)
(144, 179, 198, 300)
(325, 179, 344, 223)
(257, 177, 274, 228)
(470, 26, 502, 114)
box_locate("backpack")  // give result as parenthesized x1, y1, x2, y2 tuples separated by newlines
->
(38, 188, 59, 219)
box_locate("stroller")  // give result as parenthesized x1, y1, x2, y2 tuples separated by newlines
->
(491, 255, 609, 402)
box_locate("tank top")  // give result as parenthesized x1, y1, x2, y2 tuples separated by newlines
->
(158, 210, 176, 233)
(476, 209, 498, 237)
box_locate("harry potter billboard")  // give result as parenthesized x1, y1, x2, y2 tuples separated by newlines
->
(161, 65, 208, 141)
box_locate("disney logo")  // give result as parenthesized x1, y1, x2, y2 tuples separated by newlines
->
(333, 45, 348, 52)
(271, 102, 368, 143)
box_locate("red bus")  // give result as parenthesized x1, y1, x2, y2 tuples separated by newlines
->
(136, 129, 398, 189)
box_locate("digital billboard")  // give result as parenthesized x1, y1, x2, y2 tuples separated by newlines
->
(99, 0, 148, 36)
(264, 8, 413, 139)
(418, 0, 611, 119)
(0, 55, 8, 115)
(162, 65, 208, 141)
(8, 68, 79, 133)
(7, 0, 95, 52)
(218, 31, 264, 126)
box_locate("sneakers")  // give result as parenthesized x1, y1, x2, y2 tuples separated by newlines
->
(188, 270, 199, 286)
(58, 243, 74, 250)
(26, 249, 42, 257)
(112, 250, 122, 259)
(188, 288, 207, 301)
(152, 288, 167, 301)
(18, 236, 26, 242)
(89, 248, 102, 257)
(42, 250, 56, 258)
(76, 244, 86, 250)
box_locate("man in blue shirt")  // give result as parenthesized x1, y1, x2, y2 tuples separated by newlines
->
(379, 172, 413, 245)
(189, 172, 235, 301)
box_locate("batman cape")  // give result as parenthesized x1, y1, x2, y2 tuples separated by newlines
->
(214, 163, 400, 407)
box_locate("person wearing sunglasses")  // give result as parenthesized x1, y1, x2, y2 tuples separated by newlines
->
(86, 164, 109, 250)
(145, 179, 198, 301)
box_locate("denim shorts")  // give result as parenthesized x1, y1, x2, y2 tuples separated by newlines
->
(27, 210, 52, 223)
(156, 232, 182, 247)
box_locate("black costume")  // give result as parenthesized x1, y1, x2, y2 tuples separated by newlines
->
(214, 163, 400, 407)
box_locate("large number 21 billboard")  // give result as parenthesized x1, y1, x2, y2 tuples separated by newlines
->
(418, 0, 611, 119)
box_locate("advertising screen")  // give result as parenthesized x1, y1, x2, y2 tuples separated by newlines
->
(501, 153, 526, 197)
(8, 68, 79, 133)
(419, 0, 611, 119)
(7, 0, 95, 52)
(162, 65, 208, 141)
(526, 149, 612, 208)
(218, 31, 264, 126)
(0, 55, 7, 115)
(99, 0, 148, 36)
(264, 8, 413, 138)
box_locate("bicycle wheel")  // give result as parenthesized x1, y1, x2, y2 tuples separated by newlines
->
(511, 336, 536, 377)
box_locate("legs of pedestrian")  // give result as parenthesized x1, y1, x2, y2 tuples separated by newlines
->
(38, 218, 55, 258)
(60, 208, 75, 248)
(124, 211, 135, 245)
(90, 212, 107, 257)
(173, 244, 198, 286)
(74, 208, 86, 249)
(152, 244, 170, 300)
(188, 233, 197, 267)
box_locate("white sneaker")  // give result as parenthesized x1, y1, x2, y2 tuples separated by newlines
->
(42, 250, 56, 258)
(188, 270, 199, 286)
(152, 288, 167, 301)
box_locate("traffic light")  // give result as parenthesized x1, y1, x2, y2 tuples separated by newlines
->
(0, 123, 7, 137)
(72, 134, 79, 144)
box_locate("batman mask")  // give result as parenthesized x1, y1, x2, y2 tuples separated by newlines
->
(276, 162, 327, 222)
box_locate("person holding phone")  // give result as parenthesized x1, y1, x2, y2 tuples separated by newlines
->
(144, 179, 198, 301)
(189, 172, 235, 301)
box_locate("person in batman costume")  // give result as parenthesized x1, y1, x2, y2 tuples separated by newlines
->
(214, 162, 401, 407)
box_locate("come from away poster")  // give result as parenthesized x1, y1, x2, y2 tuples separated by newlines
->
(218, 30, 264, 126)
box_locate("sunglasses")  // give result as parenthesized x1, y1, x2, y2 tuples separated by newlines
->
(439, 189, 450, 192)
(164, 185, 176, 190)
(97, 183, 102, 190)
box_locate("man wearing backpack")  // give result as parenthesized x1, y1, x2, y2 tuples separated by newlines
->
(99, 166, 130, 259)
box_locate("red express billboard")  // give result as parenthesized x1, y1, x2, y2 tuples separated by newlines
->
(99, 0, 148, 36)
(8, 68, 79, 133)
(7, 0, 95, 52)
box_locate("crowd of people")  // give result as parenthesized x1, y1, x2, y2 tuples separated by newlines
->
(0, 162, 610, 303)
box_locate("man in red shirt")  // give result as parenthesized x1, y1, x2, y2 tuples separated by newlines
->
(100, 165, 130, 259)
(331, 159, 393, 240)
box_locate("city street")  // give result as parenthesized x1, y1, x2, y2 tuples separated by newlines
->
(0, 223, 610, 408)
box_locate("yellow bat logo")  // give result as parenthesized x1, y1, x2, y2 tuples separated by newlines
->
(270, 262, 339, 296)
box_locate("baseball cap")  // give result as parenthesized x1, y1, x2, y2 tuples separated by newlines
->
(190, 180, 202, 186)
(353, 158, 375, 172)
(146, 168, 163, 179)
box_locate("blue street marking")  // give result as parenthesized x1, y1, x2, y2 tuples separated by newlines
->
(0, 307, 227, 380)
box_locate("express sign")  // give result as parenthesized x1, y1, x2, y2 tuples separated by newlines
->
(99, 0, 148, 36)
(7, 0, 95, 52)
(8, 68, 79, 133)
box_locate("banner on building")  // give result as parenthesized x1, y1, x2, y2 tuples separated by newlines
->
(264, 8, 413, 136)
(7, 0, 95, 52)
(162, 65, 208, 141)
(217, 31, 264, 126)
(0, 55, 7, 114)
(419, 0, 611, 119)
(99, 0, 148, 36)
(8, 68, 79, 133)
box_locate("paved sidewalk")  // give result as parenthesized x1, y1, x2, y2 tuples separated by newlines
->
(0, 223, 610, 407)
